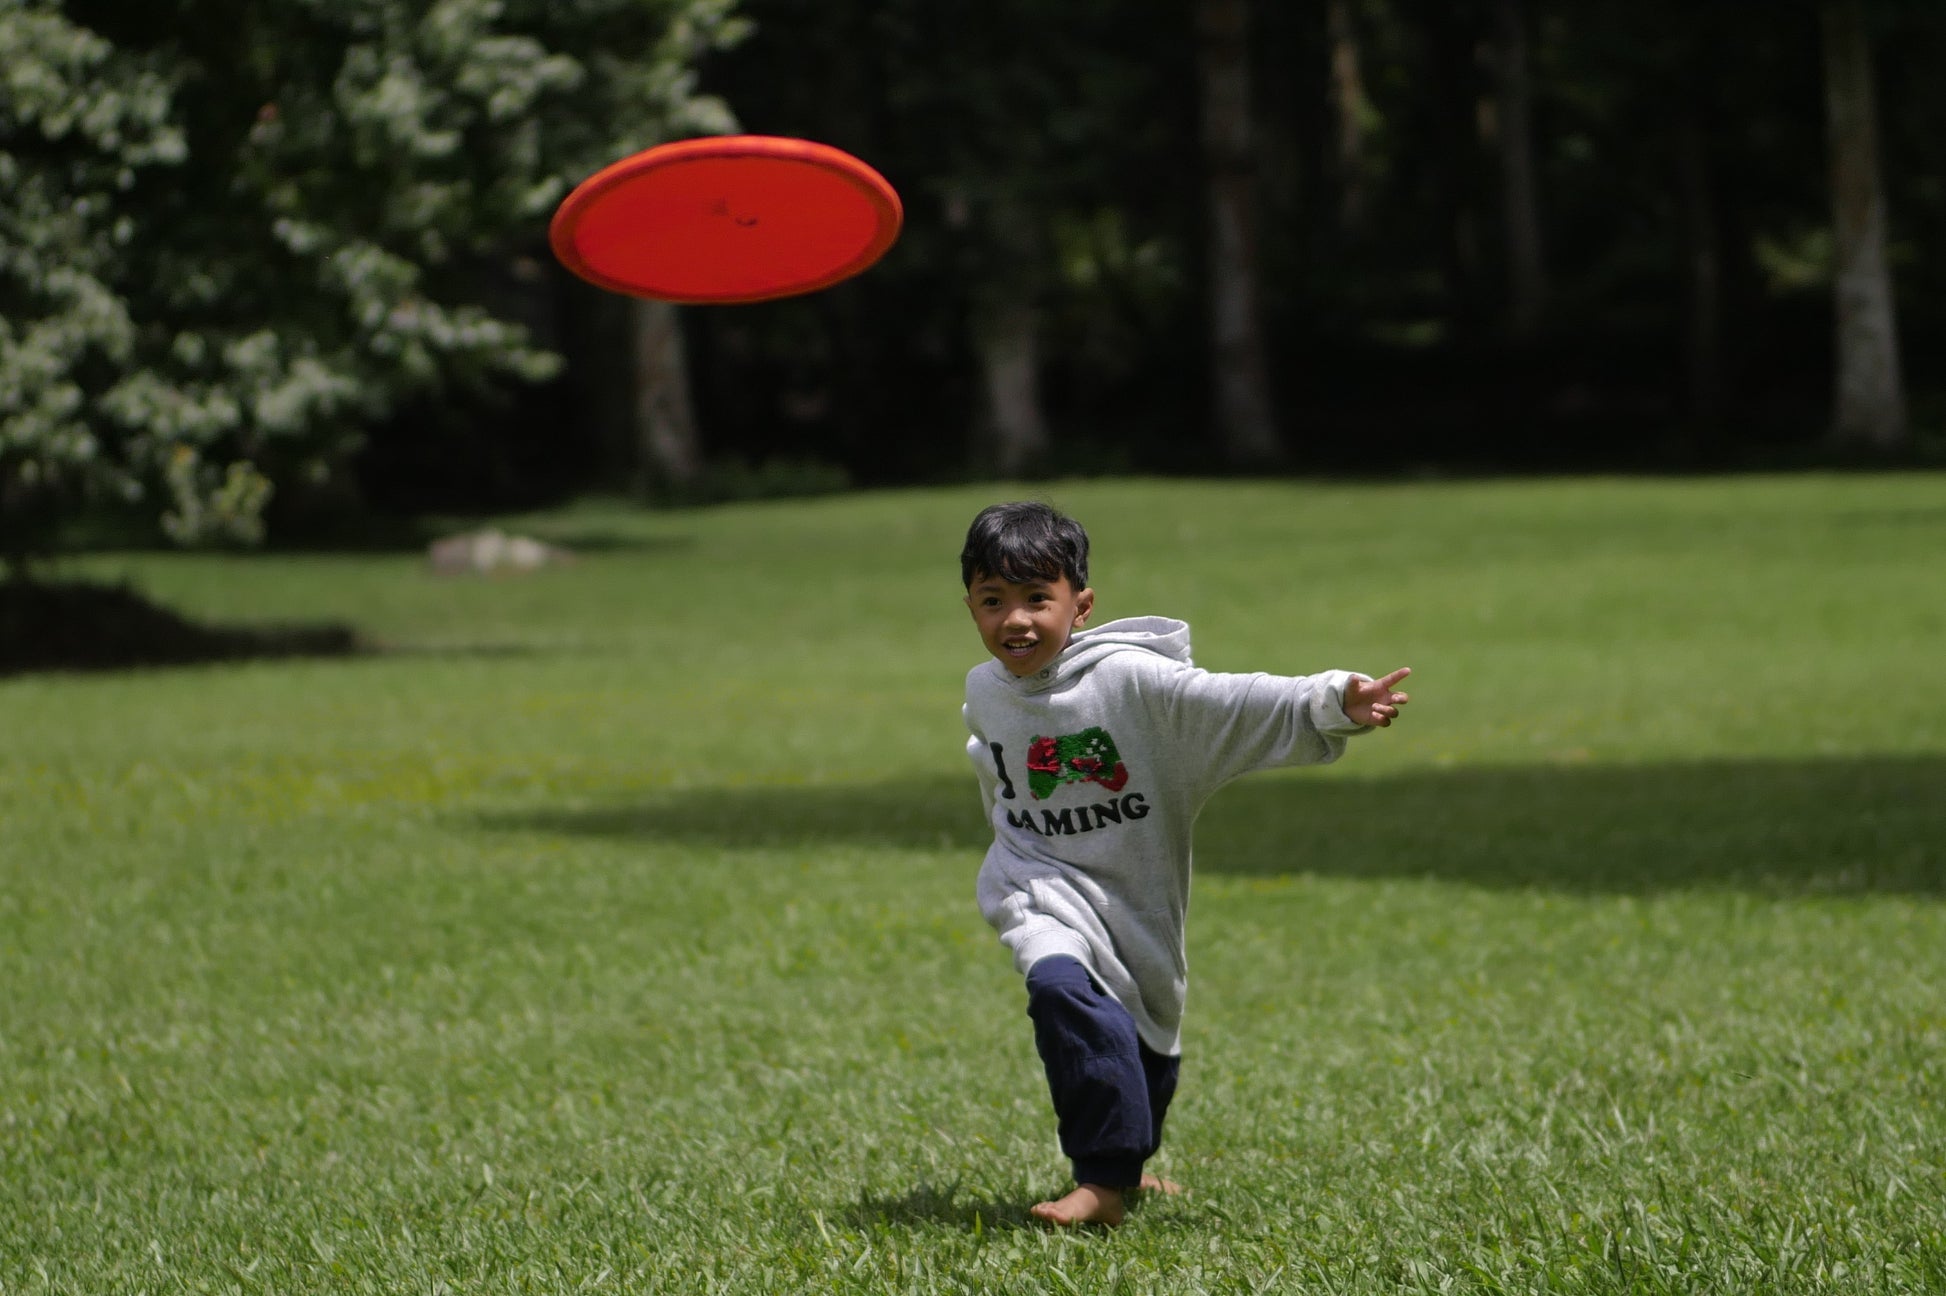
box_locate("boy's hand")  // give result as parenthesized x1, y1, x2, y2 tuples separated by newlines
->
(1344, 667, 1411, 728)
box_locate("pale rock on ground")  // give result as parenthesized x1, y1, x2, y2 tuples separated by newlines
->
(426, 528, 575, 576)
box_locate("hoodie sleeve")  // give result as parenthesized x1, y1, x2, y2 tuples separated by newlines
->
(963, 695, 1000, 819)
(1148, 663, 1370, 801)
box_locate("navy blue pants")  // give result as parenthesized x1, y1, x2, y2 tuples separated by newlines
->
(1025, 955, 1180, 1188)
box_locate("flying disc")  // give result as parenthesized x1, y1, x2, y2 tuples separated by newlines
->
(549, 136, 903, 304)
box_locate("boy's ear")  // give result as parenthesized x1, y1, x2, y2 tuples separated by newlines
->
(1073, 587, 1095, 627)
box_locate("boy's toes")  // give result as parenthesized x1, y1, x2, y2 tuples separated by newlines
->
(1138, 1172, 1183, 1196)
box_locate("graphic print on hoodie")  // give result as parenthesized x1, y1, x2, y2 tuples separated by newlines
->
(963, 616, 1371, 1056)
(1025, 727, 1131, 799)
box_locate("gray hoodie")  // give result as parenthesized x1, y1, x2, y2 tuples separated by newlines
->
(964, 616, 1368, 1055)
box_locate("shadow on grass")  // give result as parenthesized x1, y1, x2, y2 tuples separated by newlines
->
(0, 579, 547, 676)
(477, 755, 1946, 897)
(0, 579, 362, 675)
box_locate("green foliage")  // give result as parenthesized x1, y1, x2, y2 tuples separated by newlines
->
(0, 0, 185, 565)
(4, 477, 1944, 1291)
(159, 445, 274, 545)
(0, 0, 744, 572)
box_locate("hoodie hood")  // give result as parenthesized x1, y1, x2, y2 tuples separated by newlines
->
(1001, 615, 1192, 694)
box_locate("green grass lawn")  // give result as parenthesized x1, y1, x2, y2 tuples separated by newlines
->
(4, 474, 1944, 1294)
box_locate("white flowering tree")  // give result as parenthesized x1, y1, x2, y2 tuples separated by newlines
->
(0, 0, 741, 581)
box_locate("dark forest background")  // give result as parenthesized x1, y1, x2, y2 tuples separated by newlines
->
(3, 0, 1940, 567)
(434, 0, 1942, 514)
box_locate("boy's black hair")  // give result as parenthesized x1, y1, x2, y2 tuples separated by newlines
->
(960, 501, 1090, 590)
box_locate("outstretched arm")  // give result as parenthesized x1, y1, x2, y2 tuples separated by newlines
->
(1343, 667, 1412, 728)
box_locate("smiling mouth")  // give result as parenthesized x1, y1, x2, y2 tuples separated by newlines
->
(1003, 639, 1037, 654)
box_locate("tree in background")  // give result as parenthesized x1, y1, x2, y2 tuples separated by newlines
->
(2, 0, 194, 578)
(1487, 0, 1548, 338)
(1196, 0, 1281, 468)
(694, 0, 1200, 484)
(519, 0, 744, 500)
(1820, 0, 1907, 450)
(1540, 5, 1754, 457)
(10, 0, 1941, 556)
(1669, 23, 1728, 441)
(1412, 3, 1494, 339)
(0, 0, 739, 577)
(688, 1, 1941, 484)
(1323, 0, 1374, 240)
(629, 298, 705, 493)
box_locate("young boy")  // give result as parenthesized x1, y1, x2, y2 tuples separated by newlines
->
(960, 501, 1411, 1226)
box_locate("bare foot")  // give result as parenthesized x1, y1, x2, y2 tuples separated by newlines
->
(1138, 1172, 1183, 1196)
(1029, 1183, 1125, 1227)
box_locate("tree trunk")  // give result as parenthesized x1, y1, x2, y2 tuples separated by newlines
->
(1489, 0, 1547, 337)
(1325, 0, 1370, 238)
(0, 469, 41, 586)
(1821, 0, 1908, 451)
(1676, 108, 1723, 442)
(980, 299, 1050, 478)
(629, 298, 703, 497)
(1197, 0, 1281, 468)
(1422, 7, 1488, 334)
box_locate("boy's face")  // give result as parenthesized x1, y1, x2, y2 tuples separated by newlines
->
(965, 571, 1095, 678)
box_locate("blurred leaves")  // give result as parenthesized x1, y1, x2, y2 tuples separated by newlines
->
(0, 0, 742, 569)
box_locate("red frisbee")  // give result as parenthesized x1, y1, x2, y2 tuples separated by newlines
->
(549, 135, 903, 304)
